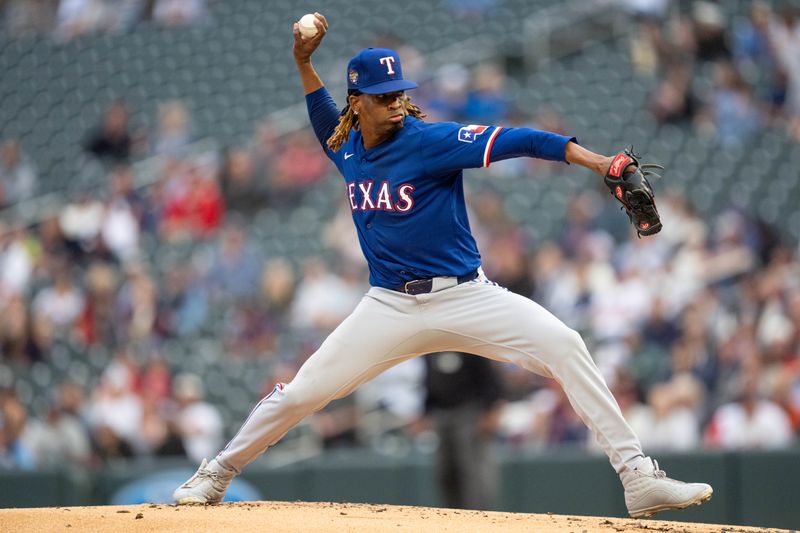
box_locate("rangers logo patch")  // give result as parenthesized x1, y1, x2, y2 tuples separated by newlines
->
(458, 124, 489, 143)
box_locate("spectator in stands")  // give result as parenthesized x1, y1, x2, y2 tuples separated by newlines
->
(101, 195, 140, 263)
(546, 382, 589, 447)
(623, 0, 668, 20)
(249, 119, 279, 198)
(205, 220, 263, 302)
(464, 63, 510, 125)
(706, 357, 795, 449)
(732, 1, 773, 80)
(767, 4, 800, 140)
(32, 266, 84, 333)
(173, 372, 223, 463)
(159, 158, 224, 241)
(218, 146, 266, 217)
(425, 63, 469, 121)
(37, 215, 70, 260)
(55, 0, 107, 40)
(0, 226, 36, 300)
(93, 424, 135, 462)
(108, 165, 145, 225)
(691, 1, 730, 61)
(289, 257, 363, 334)
(480, 233, 533, 298)
(0, 295, 41, 365)
(1, 0, 58, 37)
(104, 165, 149, 250)
(706, 61, 764, 146)
(155, 264, 207, 338)
(0, 140, 37, 206)
(0, 389, 36, 469)
(140, 391, 186, 457)
(152, 0, 208, 28)
(76, 261, 118, 346)
(259, 258, 296, 320)
(84, 101, 134, 163)
(88, 356, 142, 455)
(272, 130, 330, 207)
(114, 262, 157, 343)
(23, 385, 92, 468)
(637, 374, 704, 451)
(59, 193, 106, 260)
(640, 296, 681, 350)
(151, 100, 193, 158)
(350, 358, 425, 447)
(222, 299, 277, 357)
(323, 204, 370, 271)
(650, 63, 697, 124)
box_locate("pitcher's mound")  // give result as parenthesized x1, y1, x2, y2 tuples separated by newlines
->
(2, 501, 788, 533)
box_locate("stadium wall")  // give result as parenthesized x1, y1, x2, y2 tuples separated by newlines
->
(1, 450, 798, 529)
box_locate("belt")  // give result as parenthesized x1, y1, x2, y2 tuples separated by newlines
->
(393, 270, 479, 295)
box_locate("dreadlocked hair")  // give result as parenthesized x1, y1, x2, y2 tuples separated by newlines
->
(326, 93, 427, 152)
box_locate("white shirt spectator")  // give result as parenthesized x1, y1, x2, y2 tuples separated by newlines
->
(153, 0, 208, 28)
(708, 400, 794, 449)
(355, 358, 425, 425)
(630, 406, 701, 451)
(173, 373, 223, 463)
(591, 272, 653, 341)
(290, 260, 364, 331)
(178, 401, 223, 463)
(32, 282, 84, 328)
(60, 198, 105, 243)
(88, 363, 142, 445)
(102, 199, 140, 262)
(56, 0, 107, 39)
(0, 235, 34, 295)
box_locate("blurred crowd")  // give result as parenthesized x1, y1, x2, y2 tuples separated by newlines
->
(2, 1, 800, 472)
(632, 0, 800, 143)
(0, 0, 210, 40)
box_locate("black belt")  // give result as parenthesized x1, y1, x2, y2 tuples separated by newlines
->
(393, 270, 479, 295)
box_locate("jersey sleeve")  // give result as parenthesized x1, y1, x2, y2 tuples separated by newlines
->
(419, 121, 576, 175)
(305, 87, 342, 159)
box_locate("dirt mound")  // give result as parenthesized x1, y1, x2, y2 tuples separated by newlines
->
(2, 501, 788, 533)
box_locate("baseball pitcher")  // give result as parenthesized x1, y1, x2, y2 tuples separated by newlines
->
(174, 13, 711, 519)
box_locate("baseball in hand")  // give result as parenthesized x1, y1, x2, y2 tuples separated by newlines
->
(298, 14, 319, 38)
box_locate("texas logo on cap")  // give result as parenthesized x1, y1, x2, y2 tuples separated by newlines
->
(346, 48, 418, 94)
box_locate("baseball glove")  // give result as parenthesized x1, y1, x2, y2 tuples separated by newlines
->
(604, 148, 664, 237)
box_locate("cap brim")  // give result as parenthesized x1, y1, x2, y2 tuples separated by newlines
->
(359, 79, 418, 94)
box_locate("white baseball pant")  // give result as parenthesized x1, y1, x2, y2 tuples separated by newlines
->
(216, 276, 644, 475)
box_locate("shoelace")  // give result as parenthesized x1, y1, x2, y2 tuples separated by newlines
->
(185, 466, 227, 488)
(651, 460, 667, 479)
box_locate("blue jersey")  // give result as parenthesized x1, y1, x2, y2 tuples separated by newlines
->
(306, 87, 575, 289)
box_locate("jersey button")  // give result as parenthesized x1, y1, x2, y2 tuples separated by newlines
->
(366, 223, 373, 229)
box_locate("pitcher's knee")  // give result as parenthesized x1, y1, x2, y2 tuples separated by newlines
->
(278, 383, 328, 416)
(552, 327, 592, 365)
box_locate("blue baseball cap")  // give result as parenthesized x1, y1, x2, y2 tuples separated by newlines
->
(346, 48, 418, 95)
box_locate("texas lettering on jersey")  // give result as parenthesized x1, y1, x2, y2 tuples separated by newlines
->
(347, 181, 415, 212)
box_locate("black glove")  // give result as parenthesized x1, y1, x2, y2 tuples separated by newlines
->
(604, 148, 664, 237)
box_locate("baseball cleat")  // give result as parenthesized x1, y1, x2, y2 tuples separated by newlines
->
(622, 457, 713, 518)
(173, 458, 236, 505)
